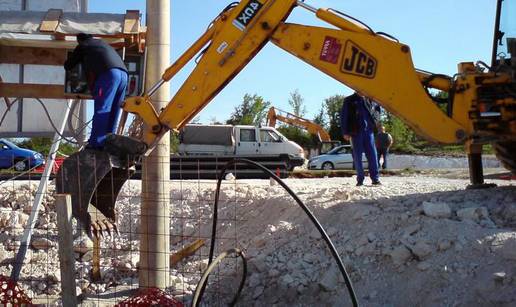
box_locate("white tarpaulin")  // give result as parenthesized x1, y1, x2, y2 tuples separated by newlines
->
(0, 11, 126, 35)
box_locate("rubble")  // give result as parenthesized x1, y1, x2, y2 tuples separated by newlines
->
(0, 175, 514, 306)
(422, 201, 452, 218)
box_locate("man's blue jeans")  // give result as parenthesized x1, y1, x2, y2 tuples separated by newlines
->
(88, 68, 128, 149)
(351, 131, 379, 184)
(377, 147, 389, 169)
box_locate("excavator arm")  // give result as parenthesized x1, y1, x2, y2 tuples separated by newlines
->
(126, 0, 472, 151)
(266, 107, 332, 142)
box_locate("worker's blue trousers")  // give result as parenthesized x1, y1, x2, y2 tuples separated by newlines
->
(88, 68, 128, 149)
(351, 131, 380, 184)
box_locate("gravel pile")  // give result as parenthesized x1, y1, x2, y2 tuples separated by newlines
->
(0, 174, 514, 306)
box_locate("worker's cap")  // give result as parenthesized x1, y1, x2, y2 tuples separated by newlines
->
(76, 33, 93, 42)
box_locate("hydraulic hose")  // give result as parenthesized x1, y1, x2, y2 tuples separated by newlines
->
(196, 158, 359, 307)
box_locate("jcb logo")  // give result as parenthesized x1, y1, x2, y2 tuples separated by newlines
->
(233, 0, 263, 31)
(341, 41, 377, 78)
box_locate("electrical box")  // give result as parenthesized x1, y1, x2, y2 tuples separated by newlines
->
(64, 52, 144, 97)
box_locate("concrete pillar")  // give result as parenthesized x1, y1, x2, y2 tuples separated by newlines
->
(139, 0, 170, 289)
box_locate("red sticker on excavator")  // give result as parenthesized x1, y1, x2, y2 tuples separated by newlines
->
(320, 36, 342, 64)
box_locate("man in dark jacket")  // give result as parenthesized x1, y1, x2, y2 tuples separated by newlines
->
(376, 125, 393, 169)
(64, 33, 128, 149)
(340, 92, 381, 186)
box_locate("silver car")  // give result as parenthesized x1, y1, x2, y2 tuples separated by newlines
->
(308, 145, 368, 170)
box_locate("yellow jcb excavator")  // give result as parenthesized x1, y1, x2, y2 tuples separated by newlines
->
(266, 106, 340, 153)
(57, 0, 516, 236)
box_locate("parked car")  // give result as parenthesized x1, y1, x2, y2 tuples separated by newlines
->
(0, 139, 45, 171)
(308, 145, 368, 170)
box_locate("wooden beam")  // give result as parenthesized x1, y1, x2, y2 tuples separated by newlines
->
(39, 9, 63, 33)
(123, 10, 140, 34)
(0, 83, 65, 99)
(0, 83, 92, 99)
(55, 194, 78, 307)
(0, 46, 67, 65)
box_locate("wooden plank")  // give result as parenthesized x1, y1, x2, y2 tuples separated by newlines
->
(39, 9, 63, 33)
(0, 75, 12, 109)
(123, 10, 140, 34)
(55, 194, 78, 307)
(0, 46, 67, 65)
(0, 83, 65, 99)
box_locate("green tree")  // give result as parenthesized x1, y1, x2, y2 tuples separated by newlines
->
(226, 94, 270, 125)
(382, 113, 418, 153)
(288, 89, 306, 117)
(15, 137, 78, 156)
(323, 94, 346, 142)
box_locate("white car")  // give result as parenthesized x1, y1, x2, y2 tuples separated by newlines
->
(308, 145, 368, 170)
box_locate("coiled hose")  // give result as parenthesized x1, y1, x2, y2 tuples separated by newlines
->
(192, 158, 359, 307)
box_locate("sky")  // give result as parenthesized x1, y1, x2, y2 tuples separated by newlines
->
(88, 0, 496, 123)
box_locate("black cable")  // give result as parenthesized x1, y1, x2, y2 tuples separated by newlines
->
(35, 98, 81, 145)
(198, 158, 359, 307)
(192, 248, 247, 307)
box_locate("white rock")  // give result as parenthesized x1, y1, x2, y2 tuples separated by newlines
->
(249, 273, 261, 288)
(31, 237, 53, 250)
(422, 201, 451, 218)
(499, 239, 516, 261)
(456, 207, 480, 221)
(417, 262, 431, 271)
(390, 245, 412, 265)
(253, 285, 264, 299)
(411, 242, 434, 260)
(438, 239, 452, 251)
(403, 224, 422, 237)
(280, 274, 294, 287)
(225, 173, 235, 180)
(73, 236, 93, 254)
(319, 267, 341, 292)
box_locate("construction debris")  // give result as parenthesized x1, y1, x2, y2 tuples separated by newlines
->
(0, 175, 514, 306)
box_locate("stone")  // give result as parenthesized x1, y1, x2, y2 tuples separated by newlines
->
(499, 238, 516, 261)
(73, 236, 93, 254)
(268, 269, 280, 278)
(31, 237, 53, 250)
(493, 272, 506, 282)
(81, 251, 93, 262)
(438, 239, 452, 251)
(417, 262, 431, 271)
(456, 207, 480, 221)
(389, 245, 412, 265)
(403, 224, 422, 237)
(367, 232, 377, 242)
(319, 267, 341, 292)
(77, 278, 90, 290)
(249, 273, 262, 288)
(253, 286, 264, 299)
(280, 274, 294, 287)
(411, 242, 433, 260)
(422, 201, 451, 218)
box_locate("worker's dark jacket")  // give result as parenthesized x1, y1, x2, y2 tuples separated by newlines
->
(64, 38, 127, 89)
(340, 93, 380, 136)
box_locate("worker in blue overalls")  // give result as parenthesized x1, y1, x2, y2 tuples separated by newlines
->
(340, 92, 381, 186)
(64, 33, 128, 150)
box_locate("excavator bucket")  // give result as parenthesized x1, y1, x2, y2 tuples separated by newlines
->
(56, 135, 146, 237)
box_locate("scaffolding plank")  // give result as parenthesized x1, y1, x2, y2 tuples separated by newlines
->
(0, 83, 64, 99)
(0, 46, 67, 65)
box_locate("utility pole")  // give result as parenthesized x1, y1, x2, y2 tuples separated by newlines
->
(140, 0, 171, 289)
